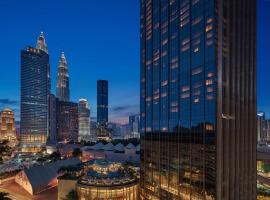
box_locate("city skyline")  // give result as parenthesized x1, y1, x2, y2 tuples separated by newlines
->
(0, 0, 269, 124)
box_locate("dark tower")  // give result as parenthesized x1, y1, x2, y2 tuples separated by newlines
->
(97, 80, 108, 124)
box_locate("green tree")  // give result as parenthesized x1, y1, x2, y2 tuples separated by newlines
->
(64, 190, 78, 200)
(0, 192, 11, 200)
(72, 148, 81, 157)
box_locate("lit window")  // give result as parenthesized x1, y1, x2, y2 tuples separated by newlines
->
(192, 17, 202, 26)
(161, 92, 167, 97)
(205, 25, 213, 32)
(207, 72, 214, 77)
(207, 87, 214, 93)
(207, 18, 213, 24)
(194, 47, 199, 53)
(161, 80, 168, 86)
(182, 86, 190, 92)
(206, 124, 214, 130)
(192, 67, 202, 75)
(206, 79, 213, 85)
(181, 93, 190, 99)
(194, 98, 199, 103)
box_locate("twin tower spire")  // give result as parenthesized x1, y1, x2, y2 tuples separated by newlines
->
(36, 32, 70, 102)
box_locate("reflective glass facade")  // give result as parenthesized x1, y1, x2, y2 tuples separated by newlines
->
(97, 80, 108, 124)
(20, 47, 50, 147)
(140, 0, 256, 199)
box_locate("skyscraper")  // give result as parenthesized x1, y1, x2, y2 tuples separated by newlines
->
(257, 111, 266, 142)
(140, 0, 256, 199)
(78, 99, 91, 142)
(97, 80, 108, 124)
(56, 100, 78, 142)
(20, 32, 50, 152)
(57, 51, 70, 102)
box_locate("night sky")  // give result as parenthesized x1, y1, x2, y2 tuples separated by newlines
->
(0, 0, 269, 123)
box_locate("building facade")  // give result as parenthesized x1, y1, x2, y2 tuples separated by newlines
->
(49, 94, 57, 143)
(20, 32, 50, 152)
(97, 80, 108, 125)
(140, 0, 256, 199)
(257, 111, 266, 142)
(78, 99, 91, 142)
(56, 100, 78, 142)
(56, 51, 70, 102)
(0, 108, 17, 146)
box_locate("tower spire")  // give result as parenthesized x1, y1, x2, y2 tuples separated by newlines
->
(36, 31, 48, 54)
(56, 51, 70, 102)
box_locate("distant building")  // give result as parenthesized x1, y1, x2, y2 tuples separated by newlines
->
(129, 115, 140, 138)
(0, 108, 17, 146)
(258, 111, 267, 142)
(265, 120, 270, 142)
(78, 99, 91, 142)
(58, 160, 139, 200)
(56, 100, 78, 142)
(97, 80, 108, 125)
(20, 32, 50, 152)
(56, 52, 70, 102)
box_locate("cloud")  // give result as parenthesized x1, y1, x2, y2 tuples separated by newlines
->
(0, 99, 19, 106)
(109, 104, 139, 123)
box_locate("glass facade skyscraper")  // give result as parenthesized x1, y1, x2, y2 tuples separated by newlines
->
(78, 99, 91, 142)
(56, 100, 78, 142)
(20, 32, 50, 152)
(97, 80, 108, 124)
(140, 0, 256, 199)
(57, 51, 70, 102)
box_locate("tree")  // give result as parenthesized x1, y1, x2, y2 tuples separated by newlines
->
(0, 192, 11, 200)
(72, 148, 81, 157)
(63, 190, 78, 200)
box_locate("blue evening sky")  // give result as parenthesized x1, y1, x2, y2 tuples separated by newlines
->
(0, 0, 269, 122)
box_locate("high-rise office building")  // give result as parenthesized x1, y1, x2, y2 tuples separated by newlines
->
(78, 99, 91, 142)
(56, 100, 78, 142)
(48, 94, 57, 143)
(20, 32, 50, 152)
(57, 51, 70, 102)
(97, 80, 108, 124)
(257, 111, 266, 142)
(140, 0, 256, 199)
(0, 108, 17, 146)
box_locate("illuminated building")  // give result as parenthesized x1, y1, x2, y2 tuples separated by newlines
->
(58, 159, 139, 200)
(97, 80, 108, 125)
(56, 51, 70, 102)
(0, 108, 17, 146)
(15, 158, 80, 195)
(20, 32, 50, 152)
(257, 111, 266, 142)
(78, 99, 91, 142)
(56, 100, 78, 142)
(140, 0, 256, 199)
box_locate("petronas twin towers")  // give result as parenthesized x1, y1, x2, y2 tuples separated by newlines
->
(38, 31, 70, 101)
(56, 51, 70, 102)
